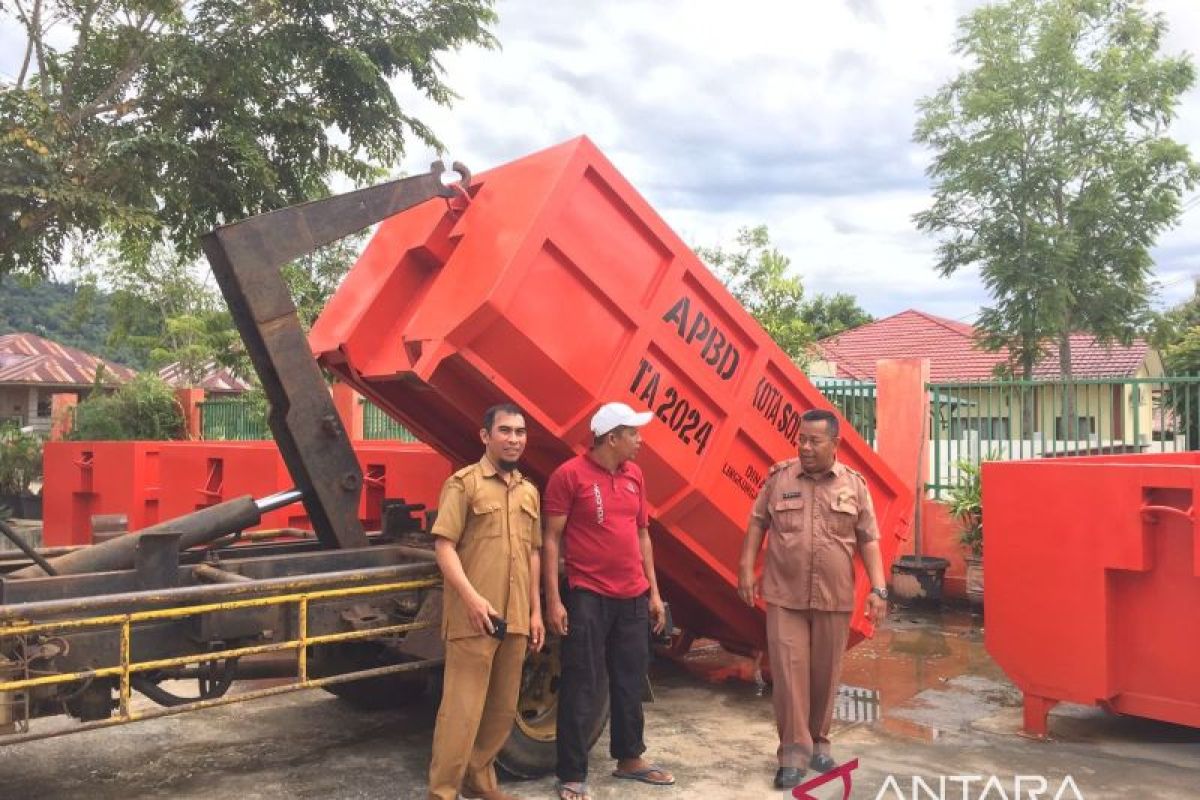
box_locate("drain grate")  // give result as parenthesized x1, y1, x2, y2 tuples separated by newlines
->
(834, 685, 880, 723)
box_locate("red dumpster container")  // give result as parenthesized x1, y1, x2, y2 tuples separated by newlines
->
(41, 441, 166, 546)
(43, 441, 449, 545)
(984, 452, 1200, 735)
(311, 136, 912, 651)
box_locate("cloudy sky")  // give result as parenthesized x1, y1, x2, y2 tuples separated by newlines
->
(2, 1, 1197, 324)
(393, 0, 1200, 324)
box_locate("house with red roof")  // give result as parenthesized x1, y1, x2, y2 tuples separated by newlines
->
(0, 333, 137, 434)
(157, 360, 252, 397)
(815, 309, 1165, 447)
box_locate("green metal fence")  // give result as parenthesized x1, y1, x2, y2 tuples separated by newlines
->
(362, 401, 417, 442)
(813, 378, 877, 448)
(199, 398, 417, 442)
(927, 376, 1200, 496)
(199, 399, 268, 440)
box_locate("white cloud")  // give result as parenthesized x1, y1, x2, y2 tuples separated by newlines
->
(392, 0, 1200, 322)
(3, 0, 1197, 321)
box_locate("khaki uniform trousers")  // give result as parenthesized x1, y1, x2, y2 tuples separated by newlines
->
(428, 632, 527, 800)
(765, 604, 851, 768)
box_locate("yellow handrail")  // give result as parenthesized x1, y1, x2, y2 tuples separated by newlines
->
(0, 576, 443, 744)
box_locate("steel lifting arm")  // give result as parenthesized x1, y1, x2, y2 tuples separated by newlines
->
(200, 164, 471, 549)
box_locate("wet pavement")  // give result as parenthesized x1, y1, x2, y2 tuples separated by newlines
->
(1, 609, 1198, 799)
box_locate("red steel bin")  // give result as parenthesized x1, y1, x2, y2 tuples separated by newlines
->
(42, 441, 448, 546)
(310, 136, 912, 651)
(984, 452, 1200, 735)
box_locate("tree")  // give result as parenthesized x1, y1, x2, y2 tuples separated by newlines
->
(283, 234, 367, 332)
(1150, 279, 1200, 351)
(696, 226, 813, 362)
(914, 0, 1198, 437)
(69, 373, 186, 441)
(800, 293, 873, 340)
(74, 242, 239, 381)
(697, 226, 876, 362)
(0, 0, 497, 278)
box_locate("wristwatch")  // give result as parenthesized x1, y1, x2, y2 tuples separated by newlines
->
(869, 586, 889, 600)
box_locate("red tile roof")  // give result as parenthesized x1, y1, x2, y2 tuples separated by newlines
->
(816, 309, 1152, 381)
(158, 361, 251, 394)
(0, 333, 136, 386)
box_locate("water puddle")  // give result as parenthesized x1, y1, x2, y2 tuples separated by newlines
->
(668, 609, 1013, 741)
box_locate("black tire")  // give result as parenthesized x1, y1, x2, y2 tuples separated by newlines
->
(311, 641, 432, 711)
(496, 637, 609, 779)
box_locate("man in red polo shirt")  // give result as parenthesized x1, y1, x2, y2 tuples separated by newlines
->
(543, 402, 673, 800)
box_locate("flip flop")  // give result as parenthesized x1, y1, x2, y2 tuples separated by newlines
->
(612, 764, 675, 785)
(555, 779, 591, 800)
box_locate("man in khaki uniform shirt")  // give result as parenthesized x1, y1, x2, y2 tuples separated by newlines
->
(738, 408, 888, 790)
(427, 403, 544, 800)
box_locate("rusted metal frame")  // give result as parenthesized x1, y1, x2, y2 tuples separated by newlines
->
(0, 576, 440, 693)
(200, 166, 467, 550)
(0, 559, 440, 621)
(193, 564, 253, 584)
(1, 619, 433, 691)
(0, 576, 441, 638)
(119, 617, 131, 718)
(0, 656, 445, 747)
(297, 596, 308, 685)
(1, 540, 433, 606)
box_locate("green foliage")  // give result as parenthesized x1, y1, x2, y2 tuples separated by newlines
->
(0, 423, 43, 496)
(70, 374, 185, 441)
(944, 459, 983, 559)
(1151, 281, 1200, 351)
(283, 234, 367, 332)
(696, 226, 813, 361)
(696, 226, 874, 361)
(0, 279, 139, 364)
(1160, 325, 1200, 447)
(801, 293, 874, 340)
(0, 0, 498, 279)
(914, 0, 1199, 383)
(73, 242, 244, 383)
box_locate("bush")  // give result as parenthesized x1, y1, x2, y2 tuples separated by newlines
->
(945, 459, 983, 559)
(70, 374, 186, 441)
(0, 422, 42, 496)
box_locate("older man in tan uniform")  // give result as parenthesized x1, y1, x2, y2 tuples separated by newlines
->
(427, 403, 544, 800)
(739, 408, 888, 790)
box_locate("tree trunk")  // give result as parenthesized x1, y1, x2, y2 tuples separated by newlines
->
(1021, 356, 1036, 442)
(1059, 335, 1077, 441)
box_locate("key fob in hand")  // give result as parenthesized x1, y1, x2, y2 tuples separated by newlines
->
(488, 614, 508, 641)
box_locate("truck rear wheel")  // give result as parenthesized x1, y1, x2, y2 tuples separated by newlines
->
(496, 637, 608, 778)
(311, 641, 431, 710)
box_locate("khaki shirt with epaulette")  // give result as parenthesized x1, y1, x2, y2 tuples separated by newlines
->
(431, 456, 541, 640)
(749, 458, 879, 612)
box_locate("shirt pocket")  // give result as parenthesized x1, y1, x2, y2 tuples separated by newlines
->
(770, 497, 806, 532)
(828, 493, 858, 534)
(518, 497, 539, 545)
(470, 498, 503, 538)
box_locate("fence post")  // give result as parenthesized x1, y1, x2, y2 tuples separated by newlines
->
(175, 388, 206, 440)
(875, 358, 931, 499)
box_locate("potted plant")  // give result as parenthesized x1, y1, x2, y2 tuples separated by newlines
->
(0, 422, 43, 519)
(945, 459, 983, 605)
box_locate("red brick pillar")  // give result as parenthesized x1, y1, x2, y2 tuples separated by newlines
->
(49, 393, 78, 441)
(332, 382, 364, 441)
(175, 388, 206, 440)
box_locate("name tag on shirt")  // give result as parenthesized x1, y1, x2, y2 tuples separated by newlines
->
(782, 491, 802, 499)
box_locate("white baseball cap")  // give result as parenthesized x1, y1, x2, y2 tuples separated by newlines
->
(590, 402, 654, 437)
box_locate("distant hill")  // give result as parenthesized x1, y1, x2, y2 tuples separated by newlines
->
(0, 280, 144, 369)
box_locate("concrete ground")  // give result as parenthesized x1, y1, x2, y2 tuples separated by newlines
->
(2, 609, 1197, 799)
